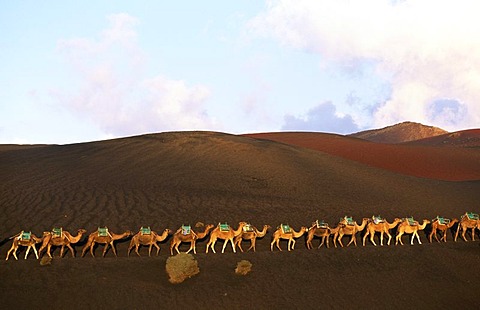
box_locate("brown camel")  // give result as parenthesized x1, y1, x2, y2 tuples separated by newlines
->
(206, 222, 247, 254)
(362, 218, 402, 246)
(39, 228, 87, 258)
(395, 219, 430, 245)
(336, 217, 368, 247)
(234, 224, 270, 252)
(170, 224, 214, 255)
(128, 228, 172, 256)
(306, 221, 342, 249)
(81, 228, 132, 257)
(455, 212, 480, 242)
(6, 231, 48, 260)
(429, 217, 458, 243)
(270, 224, 307, 251)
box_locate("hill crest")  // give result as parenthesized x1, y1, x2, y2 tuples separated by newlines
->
(349, 121, 448, 143)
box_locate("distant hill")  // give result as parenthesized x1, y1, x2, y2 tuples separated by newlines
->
(349, 121, 448, 143)
(405, 129, 480, 147)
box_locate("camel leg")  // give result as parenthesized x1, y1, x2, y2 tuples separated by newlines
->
(380, 232, 384, 246)
(346, 235, 356, 247)
(65, 244, 75, 257)
(462, 229, 468, 242)
(237, 239, 244, 252)
(230, 238, 236, 253)
(270, 238, 275, 251)
(396, 233, 403, 245)
(90, 241, 96, 257)
(291, 239, 296, 250)
(6, 244, 17, 260)
(386, 232, 392, 246)
(102, 243, 109, 257)
(417, 231, 422, 245)
(441, 230, 447, 242)
(276, 238, 282, 251)
(32, 245, 39, 259)
(221, 239, 228, 253)
(185, 241, 194, 254)
(25, 246, 31, 259)
(370, 233, 377, 247)
(154, 243, 161, 256)
(318, 236, 325, 249)
(471, 228, 476, 241)
(110, 242, 118, 257)
(46, 244, 53, 258)
(337, 234, 344, 247)
(134, 244, 141, 257)
(175, 242, 182, 255)
(249, 238, 256, 252)
(362, 232, 368, 247)
(191, 241, 196, 254)
(455, 225, 461, 242)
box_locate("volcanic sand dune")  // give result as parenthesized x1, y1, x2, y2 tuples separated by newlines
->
(244, 132, 480, 181)
(1, 131, 479, 309)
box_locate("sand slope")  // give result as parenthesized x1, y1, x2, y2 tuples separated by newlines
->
(1, 131, 479, 309)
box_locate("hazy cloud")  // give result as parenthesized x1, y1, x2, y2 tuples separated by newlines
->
(282, 102, 359, 134)
(54, 13, 218, 137)
(249, 0, 480, 131)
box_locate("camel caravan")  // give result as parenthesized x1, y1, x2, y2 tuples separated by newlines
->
(4, 212, 480, 260)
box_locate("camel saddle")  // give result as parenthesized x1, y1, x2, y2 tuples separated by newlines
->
(181, 225, 191, 235)
(466, 212, 479, 220)
(52, 227, 63, 238)
(343, 216, 355, 226)
(406, 217, 418, 226)
(315, 220, 329, 229)
(97, 227, 109, 237)
(433, 216, 450, 225)
(243, 224, 254, 232)
(281, 224, 292, 234)
(140, 227, 151, 235)
(219, 223, 230, 232)
(372, 216, 385, 224)
(20, 231, 31, 241)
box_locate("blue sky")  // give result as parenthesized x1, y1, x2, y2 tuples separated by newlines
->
(1, 0, 479, 144)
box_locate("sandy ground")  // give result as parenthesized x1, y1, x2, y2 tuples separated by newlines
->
(1, 131, 479, 309)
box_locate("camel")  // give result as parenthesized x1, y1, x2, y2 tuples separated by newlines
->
(38, 228, 87, 258)
(170, 224, 214, 255)
(270, 224, 307, 251)
(429, 217, 458, 243)
(306, 221, 342, 249)
(81, 228, 132, 257)
(234, 224, 270, 252)
(362, 217, 402, 246)
(128, 228, 172, 256)
(206, 222, 247, 254)
(455, 213, 480, 242)
(6, 231, 48, 260)
(336, 217, 368, 247)
(395, 219, 430, 245)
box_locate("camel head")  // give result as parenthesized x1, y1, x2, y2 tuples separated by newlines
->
(78, 229, 87, 235)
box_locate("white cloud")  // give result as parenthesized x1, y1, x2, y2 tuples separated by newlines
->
(249, 0, 480, 131)
(54, 13, 218, 137)
(282, 102, 359, 134)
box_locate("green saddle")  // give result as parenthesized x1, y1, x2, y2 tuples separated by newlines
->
(466, 212, 479, 220)
(181, 225, 191, 235)
(20, 231, 31, 241)
(434, 216, 450, 225)
(343, 216, 355, 226)
(243, 224, 254, 232)
(97, 227, 109, 237)
(315, 220, 329, 228)
(406, 217, 417, 226)
(281, 224, 292, 234)
(140, 226, 151, 235)
(372, 216, 385, 224)
(52, 227, 63, 237)
(219, 223, 230, 232)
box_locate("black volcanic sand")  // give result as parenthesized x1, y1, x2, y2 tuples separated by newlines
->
(1, 131, 480, 309)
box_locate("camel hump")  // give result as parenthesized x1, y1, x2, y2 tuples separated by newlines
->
(372, 216, 385, 224)
(243, 224, 254, 232)
(280, 224, 292, 234)
(20, 231, 32, 241)
(433, 216, 450, 225)
(405, 217, 418, 226)
(465, 212, 479, 220)
(342, 216, 355, 226)
(52, 227, 63, 237)
(97, 227, 109, 237)
(181, 225, 191, 235)
(315, 220, 329, 228)
(140, 227, 151, 235)
(218, 223, 230, 232)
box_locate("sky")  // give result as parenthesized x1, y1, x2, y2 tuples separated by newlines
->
(1, 0, 479, 144)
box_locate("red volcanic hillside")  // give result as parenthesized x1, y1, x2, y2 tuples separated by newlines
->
(349, 121, 448, 143)
(406, 129, 480, 147)
(244, 131, 480, 181)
